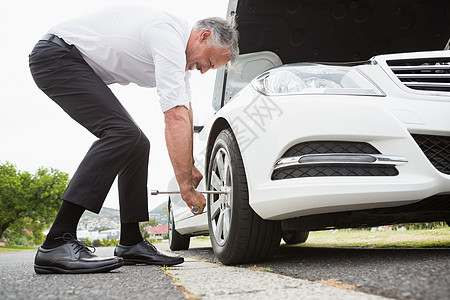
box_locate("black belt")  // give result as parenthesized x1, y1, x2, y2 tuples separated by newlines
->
(41, 34, 71, 49)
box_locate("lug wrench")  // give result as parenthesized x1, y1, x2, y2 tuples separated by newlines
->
(151, 189, 228, 214)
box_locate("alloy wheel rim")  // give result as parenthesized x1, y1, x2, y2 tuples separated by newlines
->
(209, 147, 233, 246)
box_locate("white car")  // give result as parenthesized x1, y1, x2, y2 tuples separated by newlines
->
(168, 0, 450, 265)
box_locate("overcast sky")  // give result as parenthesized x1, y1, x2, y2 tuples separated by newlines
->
(0, 0, 229, 211)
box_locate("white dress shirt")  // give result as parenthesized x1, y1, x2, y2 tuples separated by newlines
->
(49, 5, 192, 112)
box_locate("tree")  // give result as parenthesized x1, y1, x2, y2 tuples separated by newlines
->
(139, 219, 159, 239)
(0, 162, 69, 244)
(162, 204, 169, 218)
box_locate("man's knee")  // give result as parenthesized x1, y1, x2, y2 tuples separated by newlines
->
(125, 127, 150, 153)
(137, 131, 150, 153)
(110, 125, 144, 148)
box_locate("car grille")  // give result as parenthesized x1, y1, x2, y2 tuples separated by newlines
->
(271, 141, 399, 180)
(386, 57, 450, 92)
(272, 164, 399, 179)
(412, 134, 450, 175)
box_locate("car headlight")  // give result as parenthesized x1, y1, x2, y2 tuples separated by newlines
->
(251, 64, 384, 96)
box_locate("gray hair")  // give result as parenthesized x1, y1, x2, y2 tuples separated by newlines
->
(193, 15, 239, 64)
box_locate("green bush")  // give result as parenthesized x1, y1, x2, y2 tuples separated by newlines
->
(0, 162, 69, 245)
(80, 238, 92, 245)
(92, 239, 103, 247)
(3, 222, 34, 246)
(107, 238, 119, 246)
(399, 222, 447, 230)
(81, 238, 119, 247)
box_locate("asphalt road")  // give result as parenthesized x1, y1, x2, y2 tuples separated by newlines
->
(1, 244, 448, 299)
(171, 242, 450, 300)
(0, 248, 184, 300)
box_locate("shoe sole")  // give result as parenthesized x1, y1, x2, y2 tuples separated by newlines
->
(123, 258, 184, 266)
(34, 261, 124, 274)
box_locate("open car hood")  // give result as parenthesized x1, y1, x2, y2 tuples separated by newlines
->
(230, 0, 450, 63)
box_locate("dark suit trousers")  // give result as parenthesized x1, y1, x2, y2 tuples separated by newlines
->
(29, 40, 150, 223)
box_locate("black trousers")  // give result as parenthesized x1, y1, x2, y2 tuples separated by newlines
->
(29, 40, 150, 223)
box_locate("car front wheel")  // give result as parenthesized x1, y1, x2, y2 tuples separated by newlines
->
(207, 128, 281, 265)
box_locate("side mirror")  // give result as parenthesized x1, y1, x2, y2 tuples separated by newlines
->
(194, 125, 204, 133)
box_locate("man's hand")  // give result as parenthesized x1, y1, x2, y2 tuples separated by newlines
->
(180, 187, 206, 215)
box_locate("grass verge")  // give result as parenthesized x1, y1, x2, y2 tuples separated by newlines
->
(0, 244, 36, 254)
(288, 227, 450, 248)
(190, 228, 450, 249)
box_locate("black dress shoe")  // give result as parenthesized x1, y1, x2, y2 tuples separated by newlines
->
(34, 235, 124, 274)
(114, 240, 184, 266)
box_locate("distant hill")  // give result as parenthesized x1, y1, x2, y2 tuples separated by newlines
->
(149, 202, 169, 225)
(78, 203, 168, 231)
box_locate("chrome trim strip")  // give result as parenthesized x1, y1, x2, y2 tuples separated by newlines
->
(390, 65, 450, 72)
(397, 74, 450, 79)
(274, 154, 408, 170)
(404, 82, 450, 88)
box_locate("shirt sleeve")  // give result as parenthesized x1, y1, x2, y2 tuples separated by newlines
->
(184, 71, 192, 103)
(143, 23, 190, 112)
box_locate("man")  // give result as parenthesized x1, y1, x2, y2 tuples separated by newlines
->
(29, 5, 239, 274)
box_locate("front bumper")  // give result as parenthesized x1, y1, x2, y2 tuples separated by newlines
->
(225, 83, 450, 220)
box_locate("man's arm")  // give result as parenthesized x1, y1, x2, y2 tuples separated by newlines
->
(187, 104, 203, 188)
(164, 105, 206, 214)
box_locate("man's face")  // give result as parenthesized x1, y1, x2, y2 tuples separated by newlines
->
(186, 30, 231, 74)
